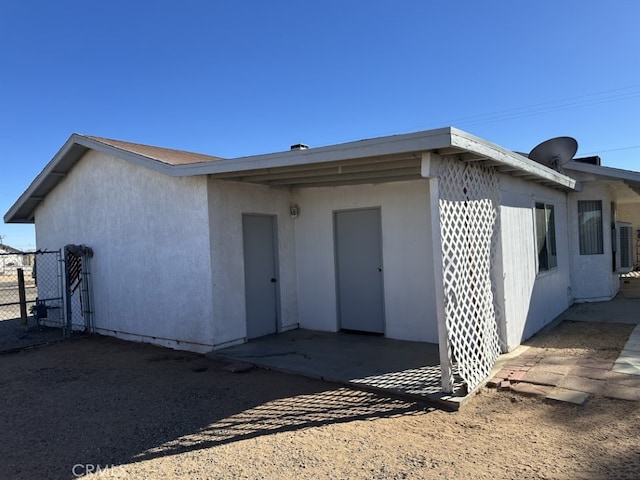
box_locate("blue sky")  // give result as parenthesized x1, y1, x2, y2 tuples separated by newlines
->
(1, 1, 639, 249)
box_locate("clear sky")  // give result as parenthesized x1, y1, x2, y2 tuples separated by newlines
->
(1, 1, 639, 249)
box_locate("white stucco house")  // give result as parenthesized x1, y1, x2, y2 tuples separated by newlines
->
(4, 127, 639, 392)
(0, 243, 31, 274)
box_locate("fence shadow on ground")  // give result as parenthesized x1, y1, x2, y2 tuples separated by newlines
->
(0, 317, 66, 353)
(134, 386, 428, 464)
(0, 336, 434, 480)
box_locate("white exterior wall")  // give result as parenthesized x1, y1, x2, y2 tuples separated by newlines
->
(34, 151, 215, 352)
(293, 180, 438, 343)
(568, 183, 619, 301)
(498, 175, 571, 349)
(618, 203, 640, 232)
(207, 179, 298, 347)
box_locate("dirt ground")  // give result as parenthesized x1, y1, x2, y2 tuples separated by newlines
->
(1, 322, 639, 480)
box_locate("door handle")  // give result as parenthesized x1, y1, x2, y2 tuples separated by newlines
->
(270, 278, 277, 283)
(377, 268, 382, 272)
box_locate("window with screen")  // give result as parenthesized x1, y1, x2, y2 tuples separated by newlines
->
(578, 200, 603, 255)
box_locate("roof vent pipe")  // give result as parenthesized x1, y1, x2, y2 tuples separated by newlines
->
(290, 144, 309, 151)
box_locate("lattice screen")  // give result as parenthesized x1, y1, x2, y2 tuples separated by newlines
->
(438, 156, 502, 391)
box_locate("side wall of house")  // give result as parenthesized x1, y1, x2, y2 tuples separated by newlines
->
(568, 183, 619, 301)
(34, 150, 215, 352)
(293, 179, 438, 343)
(207, 179, 298, 348)
(499, 175, 571, 349)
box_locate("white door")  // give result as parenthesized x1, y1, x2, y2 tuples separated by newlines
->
(334, 208, 385, 334)
(242, 214, 279, 339)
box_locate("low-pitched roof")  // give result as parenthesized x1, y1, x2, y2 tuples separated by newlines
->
(564, 161, 640, 202)
(0, 244, 23, 254)
(4, 127, 580, 224)
(4, 134, 225, 223)
(86, 136, 225, 165)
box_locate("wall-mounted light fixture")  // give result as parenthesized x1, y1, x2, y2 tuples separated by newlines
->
(290, 204, 300, 219)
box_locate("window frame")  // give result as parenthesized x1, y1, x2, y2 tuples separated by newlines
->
(535, 202, 558, 273)
(577, 200, 604, 255)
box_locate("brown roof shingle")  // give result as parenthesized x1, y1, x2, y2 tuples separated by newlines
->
(86, 136, 226, 165)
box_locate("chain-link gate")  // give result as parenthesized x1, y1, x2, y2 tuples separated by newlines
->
(0, 250, 64, 352)
(64, 245, 94, 334)
(0, 246, 93, 353)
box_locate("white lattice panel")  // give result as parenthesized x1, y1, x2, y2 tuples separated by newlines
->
(438, 157, 501, 390)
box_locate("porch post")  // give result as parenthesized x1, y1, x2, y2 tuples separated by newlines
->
(422, 153, 454, 393)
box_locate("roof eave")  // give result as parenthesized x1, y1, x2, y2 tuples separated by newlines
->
(564, 161, 640, 197)
(4, 134, 86, 224)
(178, 127, 457, 177)
(188, 127, 580, 191)
(447, 128, 580, 192)
(4, 127, 582, 224)
(4, 134, 181, 224)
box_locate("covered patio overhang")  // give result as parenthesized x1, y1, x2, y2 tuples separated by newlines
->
(203, 127, 580, 191)
(205, 127, 581, 395)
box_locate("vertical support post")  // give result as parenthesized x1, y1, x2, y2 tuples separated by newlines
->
(64, 247, 72, 338)
(17, 268, 28, 328)
(423, 153, 454, 393)
(80, 250, 93, 333)
(428, 177, 454, 393)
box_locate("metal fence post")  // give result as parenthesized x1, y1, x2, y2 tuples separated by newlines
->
(17, 268, 28, 329)
(64, 247, 72, 338)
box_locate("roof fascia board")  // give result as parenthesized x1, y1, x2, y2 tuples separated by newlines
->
(4, 134, 86, 223)
(449, 128, 579, 191)
(5, 126, 584, 224)
(564, 161, 640, 183)
(174, 127, 456, 176)
(565, 161, 640, 198)
(4, 134, 183, 223)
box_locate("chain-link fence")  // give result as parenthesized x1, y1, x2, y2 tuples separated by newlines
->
(0, 250, 65, 353)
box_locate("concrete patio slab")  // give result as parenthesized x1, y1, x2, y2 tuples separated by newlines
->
(546, 388, 590, 406)
(607, 371, 640, 388)
(555, 296, 640, 325)
(212, 329, 466, 409)
(618, 347, 640, 365)
(535, 358, 576, 376)
(603, 385, 640, 402)
(510, 382, 552, 397)
(559, 376, 606, 395)
(574, 358, 615, 370)
(569, 365, 610, 380)
(489, 284, 640, 404)
(612, 362, 640, 376)
(521, 369, 564, 386)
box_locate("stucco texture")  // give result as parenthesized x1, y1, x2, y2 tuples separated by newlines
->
(293, 180, 438, 343)
(35, 150, 215, 350)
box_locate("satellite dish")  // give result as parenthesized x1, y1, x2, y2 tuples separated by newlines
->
(528, 137, 578, 172)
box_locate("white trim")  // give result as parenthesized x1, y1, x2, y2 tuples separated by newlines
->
(5, 127, 582, 224)
(427, 176, 452, 392)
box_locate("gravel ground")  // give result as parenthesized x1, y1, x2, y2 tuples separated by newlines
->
(0, 324, 639, 480)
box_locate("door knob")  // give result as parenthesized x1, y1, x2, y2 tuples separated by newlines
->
(270, 278, 277, 283)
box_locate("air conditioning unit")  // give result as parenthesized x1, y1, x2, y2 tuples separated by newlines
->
(616, 222, 633, 273)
